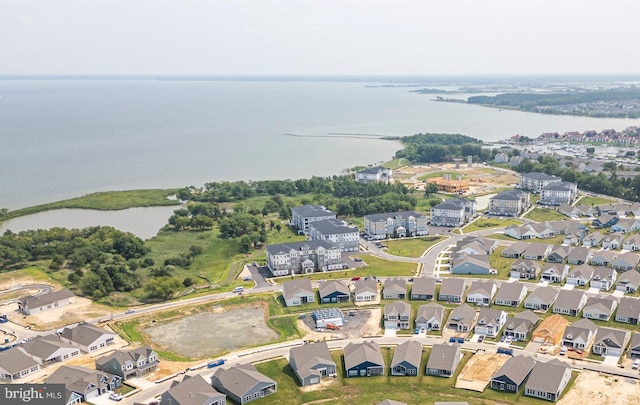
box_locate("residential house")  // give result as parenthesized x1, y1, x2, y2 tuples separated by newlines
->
(45, 365, 122, 403)
(364, 211, 429, 239)
(289, 342, 336, 386)
(590, 266, 617, 290)
(282, 279, 315, 307)
(546, 246, 570, 263)
(518, 172, 562, 193)
(18, 335, 81, 365)
(319, 280, 350, 304)
(590, 250, 617, 267)
(510, 259, 541, 280)
(383, 278, 407, 300)
(291, 205, 336, 235)
(449, 253, 491, 275)
(488, 189, 530, 217)
(454, 236, 497, 255)
(553, 290, 588, 317)
(17, 288, 75, 315)
(622, 234, 640, 251)
(562, 318, 597, 350)
(490, 355, 536, 393)
(354, 279, 378, 302)
(211, 364, 277, 404)
(628, 333, 640, 358)
(0, 348, 40, 381)
(59, 322, 117, 353)
(494, 282, 528, 307)
(466, 281, 497, 305)
(355, 166, 393, 184)
(426, 343, 462, 377)
(615, 297, 640, 325)
(592, 214, 620, 229)
(566, 264, 595, 286)
(524, 359, 572, 402)
(523, 244, 551, 261)
(539, 182, 577, 205)
(602, 233, 624, 250)
(541, 263, 569, 283)
(583, 296, 618, 321)
(531, 222, 556, 239)
(592, 328, 630, 357)
(390, 340, 422, 376)
(474, 308, 507, 338)
(504, 225, 537, 240)
(559, 204, 580, 218)
(266, 240, 344, 276)
(438, 278, 466, 302)
(95, 346, 159, 380)
(501, 241, 529, 258)
(532, 314, 569, 345)
(503, 310, 539, 342)
(612, 252, 640, 271)
(567, 247, 592, 265)
(524, 287, 559, 312)
(384, 301, 411, 330)
(415, 303, 445, 331)
(308, 219, 359, 252)
(161, 375, 226, 405)
(582, 232, 604, 248)
(612, 218, 640, 234)
(410, 277, 436, 300)
(447, 303, 476, 332)
(343, 341, 385, 377)
(429, 198, 476, 227)
(616, 270, 640, 294)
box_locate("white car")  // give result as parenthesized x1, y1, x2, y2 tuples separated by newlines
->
(109, 393, 123, 401)
(504, 336, 513, 344)
(633, 359, 640, 370)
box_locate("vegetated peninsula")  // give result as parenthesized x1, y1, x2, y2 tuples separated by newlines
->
(467, 86, 640, 118)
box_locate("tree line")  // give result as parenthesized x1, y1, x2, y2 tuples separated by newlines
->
(391, 133, 492, 163)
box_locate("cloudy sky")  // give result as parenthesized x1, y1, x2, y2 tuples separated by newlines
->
(2, 0, 638, 76)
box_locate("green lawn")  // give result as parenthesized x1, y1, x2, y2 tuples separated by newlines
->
(462, 218, 521, 233)
(484, 233, 518, 241)
(384, 236, 447, 257)
(578, 195, 617, 206)
(523, 207, 567, 222)
(489, 246, 514, 279)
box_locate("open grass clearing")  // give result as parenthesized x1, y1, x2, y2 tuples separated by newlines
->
(462, 218, 521, 233)
(578, 195, 618, 206)
(524, 207, 567, 222)
(384, 236, 447, 257)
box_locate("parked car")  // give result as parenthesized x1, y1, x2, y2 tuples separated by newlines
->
(109, 393, 123, 401)
(354, 257, 363, 262)
(633, 359, 640, 370)
(351, 276, 361, 281)
(560, 346, 567, 356)
(125, 309, 135, 314)
(478, 335, 485, 343)
(504, 336, 513, 344)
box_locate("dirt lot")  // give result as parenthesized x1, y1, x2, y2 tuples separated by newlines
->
(455, 350, 509, 392)
(7, 297, 113, 330)
(298, 308, 382, 340)
(558, 370, 640, 405)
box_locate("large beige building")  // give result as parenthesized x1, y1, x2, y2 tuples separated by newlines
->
(488, 189, 530, 217)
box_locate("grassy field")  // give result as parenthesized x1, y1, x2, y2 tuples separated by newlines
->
(0, 189, 182, 220)
(384, 236, 447, 257)
(523, 207, 567, 222)
(578, 195, 617, 206)
(484, 233, 517, 241)
(488, 246, 514, 279)
(418, 171, 468, 181)
(462, 218, 521, 233)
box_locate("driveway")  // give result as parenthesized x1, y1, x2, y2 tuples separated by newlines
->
(249, 265, 271, 289)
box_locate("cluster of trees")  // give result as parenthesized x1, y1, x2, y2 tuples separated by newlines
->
(392, 133, 492, 163)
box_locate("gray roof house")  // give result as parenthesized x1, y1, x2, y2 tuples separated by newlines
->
(450, 253, 490, 275)
(383, 278, 407, 300)
(447, 303, 476, 332)
(18, 288, 75, 315)
(592, 327, 630, 357)
(474, 308, 507, 337)
(623, 234, 640, 251)
(615, 270, 640, 294)
(45, 365, 122, 403)
(590, 250, 618, 267)
(524, 287, 559, 312)
(319, 280, 350, 304)
(390, 340, 422, 376)
(354, 278, 378, 302)
(18, 334, 81, 364)
(522, 243, 551, 261)
(615, 297, 640, 325)
(343, 340, 385, 377)
(524, 359, 571, 402)
(628, 333, 640, 358)
(562, 318, 597, 350)
(282, 278, 315, 307)
(503, 310, 539, 342)
(466, 280, 497, 305)
(95, 345, 159, 380)
(612, 252, 640, 271)
(552, 290, 588, 317)
(567, 247, 592, 265)
(541, 263, 569, 283)
(0, 347, 40, 381)
(510, 259, 541, 280)
(546, 245, 570, 263)
(501, 241, 529, 258)
(161, 375, 226, 405)
(566, 264, 595, 286)
(410, 277, 436, 300)
(59, 322, 117, 353)
(602, 233, 624, 250)
(426, 343, 462, 377)
(415, 303, 445, 331)
(438, 278, 466, 302)
(590, 266, 617, 290)
(289, 341, 336, 386)
(490, 355, 536, 393)
(582, 296, 618, 321)
(384, 301, 411, 330)
(211, 364, 277, 405)
(582, 232, 605, 248)
(494, 282, 528, 307)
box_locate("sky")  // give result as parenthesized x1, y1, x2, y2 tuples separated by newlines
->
(1, 0, 639, 76)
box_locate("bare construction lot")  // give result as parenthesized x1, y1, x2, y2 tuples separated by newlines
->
(455, 350, 509, 392)
(298, 308, 382, 340)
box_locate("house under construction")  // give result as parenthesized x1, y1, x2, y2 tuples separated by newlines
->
(426, 174, 470, 194)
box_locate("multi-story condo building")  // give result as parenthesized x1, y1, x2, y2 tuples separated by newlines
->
(308, 219, 359, 252)
(355, 166, 393, 184)
(291, 205, 336, 236)
(430, 198, 476, 227)
(363, 211, 429, 240)
(266, 240, 344, 276)
(519, 172, 562, 193)
(488, 189, 530, 217)
(539, 182, 578, 206)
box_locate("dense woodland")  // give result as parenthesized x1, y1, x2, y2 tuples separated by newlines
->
(392, 133, 492, 163)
